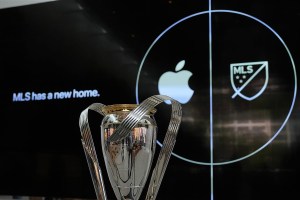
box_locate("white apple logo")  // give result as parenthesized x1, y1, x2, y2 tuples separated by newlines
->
(158, 60, 194, 104)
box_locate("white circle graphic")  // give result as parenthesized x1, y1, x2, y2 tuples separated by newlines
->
(135, 10, 297, 166)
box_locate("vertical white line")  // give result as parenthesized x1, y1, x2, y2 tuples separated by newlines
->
(208, 0, 214, 200)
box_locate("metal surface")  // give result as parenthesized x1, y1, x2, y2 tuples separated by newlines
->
(79, 95, 182, 200)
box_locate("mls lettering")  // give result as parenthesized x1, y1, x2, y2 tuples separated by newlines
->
(233, 65, 253, 74)
(12, 92, 31, 102)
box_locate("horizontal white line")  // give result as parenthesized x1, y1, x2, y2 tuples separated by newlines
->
(0, 0, 58, 9)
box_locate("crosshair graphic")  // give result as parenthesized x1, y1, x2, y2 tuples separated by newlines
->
(135, 1, 297, 199)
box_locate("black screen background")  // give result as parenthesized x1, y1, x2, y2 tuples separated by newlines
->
(0, 0, 299, 199)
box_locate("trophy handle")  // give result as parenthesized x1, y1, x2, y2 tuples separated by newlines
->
(79, 103, 107, 200)
(145, 96, 182, 200)
(108, 95, 182, 200)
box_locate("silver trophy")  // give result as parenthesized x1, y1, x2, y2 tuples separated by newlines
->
(79, 95, 182, 200)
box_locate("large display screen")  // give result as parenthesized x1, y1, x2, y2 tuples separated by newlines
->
(0, 0, 299, 199)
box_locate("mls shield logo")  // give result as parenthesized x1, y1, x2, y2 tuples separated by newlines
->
(230, 61, 269, 101)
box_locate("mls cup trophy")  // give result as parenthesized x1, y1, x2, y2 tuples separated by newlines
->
(79, 95, 182, 200)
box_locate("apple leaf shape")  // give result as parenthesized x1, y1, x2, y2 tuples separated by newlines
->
(175, 60, 185, 71)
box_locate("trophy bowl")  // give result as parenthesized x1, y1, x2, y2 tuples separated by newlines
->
(101, 104, 157, 199)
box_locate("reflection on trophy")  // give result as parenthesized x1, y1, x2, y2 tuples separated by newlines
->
(79, 95, 182, 200)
